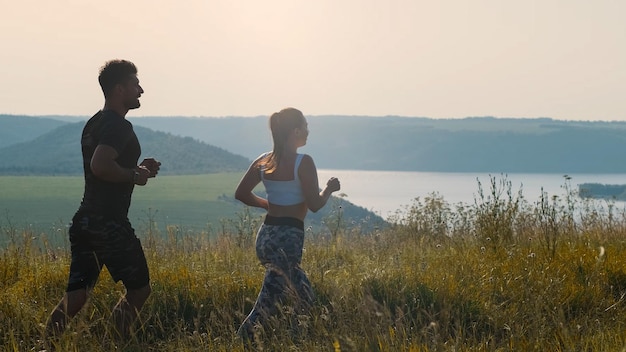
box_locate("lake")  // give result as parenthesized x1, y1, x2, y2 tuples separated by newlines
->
(317, 170, 626, 218)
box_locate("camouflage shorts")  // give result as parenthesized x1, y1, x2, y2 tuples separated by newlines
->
(238, 216, 314, 339)
(66, 213, 149, 292)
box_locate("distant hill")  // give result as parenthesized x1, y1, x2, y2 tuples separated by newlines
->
(4, 114, 626, 173)
(0, 115, 70, 149)
(0, 122, 250, 175)
(130, 116, 626, 173)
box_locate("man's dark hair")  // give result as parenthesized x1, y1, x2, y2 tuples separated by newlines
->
(98, 59, 138, 97)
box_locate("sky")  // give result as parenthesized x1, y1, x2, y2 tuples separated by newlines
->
(1, 0, 624, 121)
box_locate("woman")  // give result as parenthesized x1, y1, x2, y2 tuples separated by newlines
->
(234, 107, 341, 341)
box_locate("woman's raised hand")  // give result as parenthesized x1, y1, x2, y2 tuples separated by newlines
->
(326, 177, 341, 193)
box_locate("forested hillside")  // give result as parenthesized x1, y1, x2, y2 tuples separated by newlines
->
(131, 116, 626, 173)
(0, 122, 250, 175)
(0, 115, 69, 148)
(578, 183, 626, 200)
(3, 114, 626, 173)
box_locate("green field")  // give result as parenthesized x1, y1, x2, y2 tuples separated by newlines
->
(0, 174, 248, 235)
(0, 174, 382, 245)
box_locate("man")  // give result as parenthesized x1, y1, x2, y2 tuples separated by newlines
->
(46, 59, 161, 339)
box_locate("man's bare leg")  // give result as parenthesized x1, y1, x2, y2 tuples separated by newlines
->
(111, 284, 151, 338)
(46, 289, 88, 337)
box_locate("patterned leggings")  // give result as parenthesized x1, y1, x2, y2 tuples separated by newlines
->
(237, 217, 314, 340)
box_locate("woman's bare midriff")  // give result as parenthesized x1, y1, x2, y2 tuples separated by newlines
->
(267, 202, 308, 221)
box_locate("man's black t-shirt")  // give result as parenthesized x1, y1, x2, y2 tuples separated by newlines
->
(78, 110, 141, 220)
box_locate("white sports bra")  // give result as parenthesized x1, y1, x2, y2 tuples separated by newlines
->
(260, 153, 305, 206)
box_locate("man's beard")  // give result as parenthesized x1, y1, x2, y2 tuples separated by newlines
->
(126, 99, 141, 110)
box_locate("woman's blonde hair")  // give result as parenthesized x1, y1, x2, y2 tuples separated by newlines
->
(262, 107, 305, 173)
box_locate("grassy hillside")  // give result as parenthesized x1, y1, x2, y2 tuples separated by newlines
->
(0, 122, 251, 175)
(3, 177, 626, 351)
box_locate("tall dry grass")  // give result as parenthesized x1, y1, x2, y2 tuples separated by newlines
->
(2, 175, 626, 351)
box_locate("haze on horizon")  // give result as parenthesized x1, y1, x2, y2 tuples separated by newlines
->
(1, 0, 624, 121)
